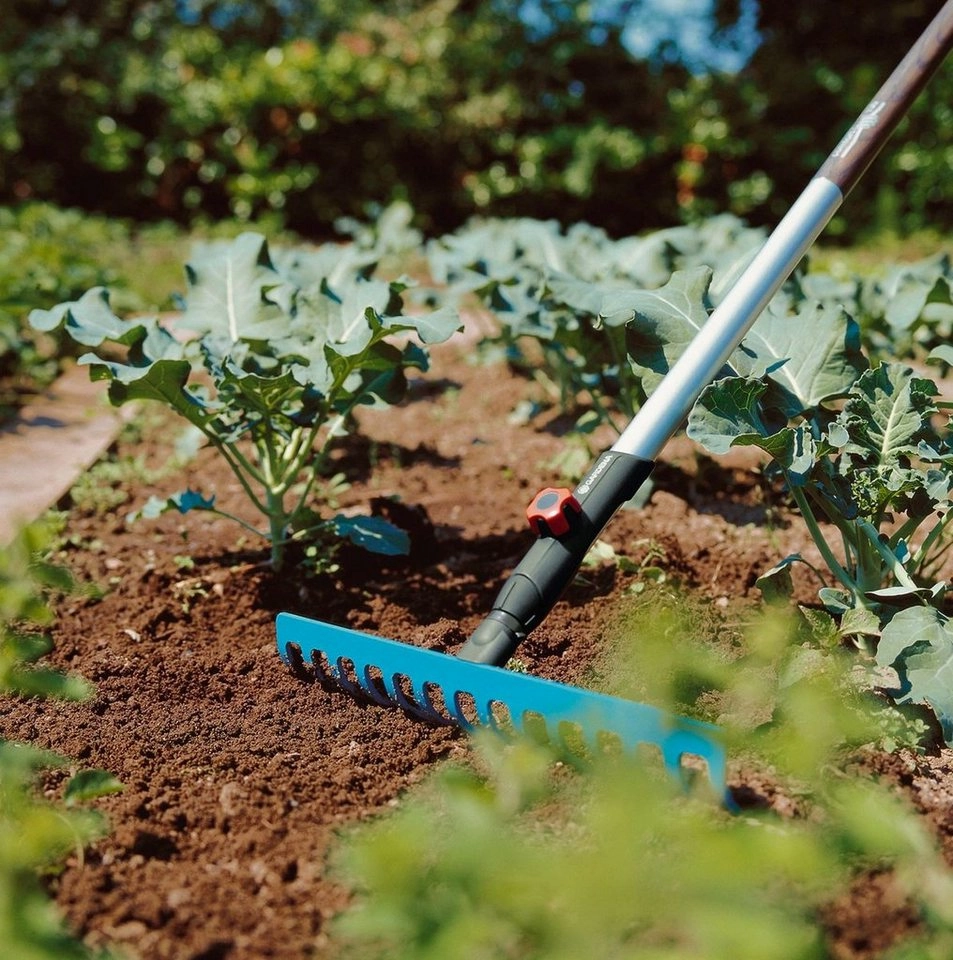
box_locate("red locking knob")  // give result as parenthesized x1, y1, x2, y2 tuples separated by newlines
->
(526, 487, 582, 538)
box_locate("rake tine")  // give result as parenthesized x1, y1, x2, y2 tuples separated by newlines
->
(486, 700, 515, 735)
(446, 690, 474, 730)
(390, 675, 455, 726)
(343, 658, 435, 720)
(284, 642, 309, 681)
(325, 654, 392, 709)
(307, 648, 338, 688)
(512, 711, 550, 747)
(470, 695, 496, 728)
(354, 662, 398, 708)
(418, 681, 455, 725)
(450, 689, 494, 729)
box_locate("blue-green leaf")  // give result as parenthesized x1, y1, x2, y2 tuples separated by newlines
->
(29, 286, 144, 346)
(877, 606, 953, 743)
(927, 344, 953, 367)
(326, 280, 394, 355)
(545, 271, 611, 317)
(387, 306, 462, 345)
(129, 489, 216, 522)
(883, 254, 953, 332)
(686, 377, 769, 455)
(333, 515, 410, 556)
(609, 267, 715, 391)
(180, 232, 291, 342)
(735, 302, 868, 417)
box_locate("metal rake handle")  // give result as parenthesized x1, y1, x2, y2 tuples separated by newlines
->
(459, 2, 953, 666)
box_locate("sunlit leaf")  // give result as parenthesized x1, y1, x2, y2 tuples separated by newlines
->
(64, 769, 124, 806)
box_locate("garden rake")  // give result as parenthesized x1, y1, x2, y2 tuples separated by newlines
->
(278, 3, 953, 798)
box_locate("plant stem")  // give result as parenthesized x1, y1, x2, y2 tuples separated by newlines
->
(606, 325, 641, 425)
(586, 385, 622, 436)
(855, 519, 921, 592)
(911, 510, 952, 571)
(265, 489, 289, 571)
(212, 440, 272, 517)
(204, 507, 268, 540)
(788, 484, 859, 595)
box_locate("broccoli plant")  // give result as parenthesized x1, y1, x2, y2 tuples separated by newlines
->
(686, 346, 952, 630)
(426, 215, 765, 438)
(30, 232, 460, 571)
(668, 281, 953, 739)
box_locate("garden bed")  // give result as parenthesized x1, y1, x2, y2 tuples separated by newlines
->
(3, 331, 953, 959)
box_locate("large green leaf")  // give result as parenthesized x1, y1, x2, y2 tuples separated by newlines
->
(876, 606, 953, 743)
(685, 377, 770, 455)
(180, 232, 292, 342)
(605, 266, 714, 391)
(687, 377, 816, 480)
(882, 254, 953, 333)
(612, 269, 865, 420)
(272, 242, 378, 291)
(28, 286, 144, 347)
(81, 354, 201, 422)
(389, 306, 462, 345)
(287, 340, 335, 393)
(835, 364, 938, 465)
(326, 280, 395, 355)
(321, 281, 459, 358)
(734, 302, 868, 417)
(545, 271, 612, 317)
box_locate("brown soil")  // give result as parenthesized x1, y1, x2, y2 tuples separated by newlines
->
(2, 333, 951, 959)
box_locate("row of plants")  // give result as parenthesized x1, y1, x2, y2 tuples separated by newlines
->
(427, 212, 952, 431)
(426, 214, 953, 730)
(0, 522, 122, 959)
(29, 209, 953, 743)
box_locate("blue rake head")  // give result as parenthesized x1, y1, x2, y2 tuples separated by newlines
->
(276, 612, 728, 799)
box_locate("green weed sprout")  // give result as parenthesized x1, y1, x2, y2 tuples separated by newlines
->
(1, 522, 123, 959)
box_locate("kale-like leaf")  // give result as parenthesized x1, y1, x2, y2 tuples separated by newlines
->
(877, 606, 953, 743)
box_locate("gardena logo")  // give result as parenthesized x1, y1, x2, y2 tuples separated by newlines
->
(577, 454, 613, 495)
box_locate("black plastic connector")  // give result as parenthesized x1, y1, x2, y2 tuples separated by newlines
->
(457, 451, 654, 666)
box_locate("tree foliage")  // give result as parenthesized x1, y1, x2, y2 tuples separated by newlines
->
(0, 1, 949, 238)
(678, 1, 953, 235)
